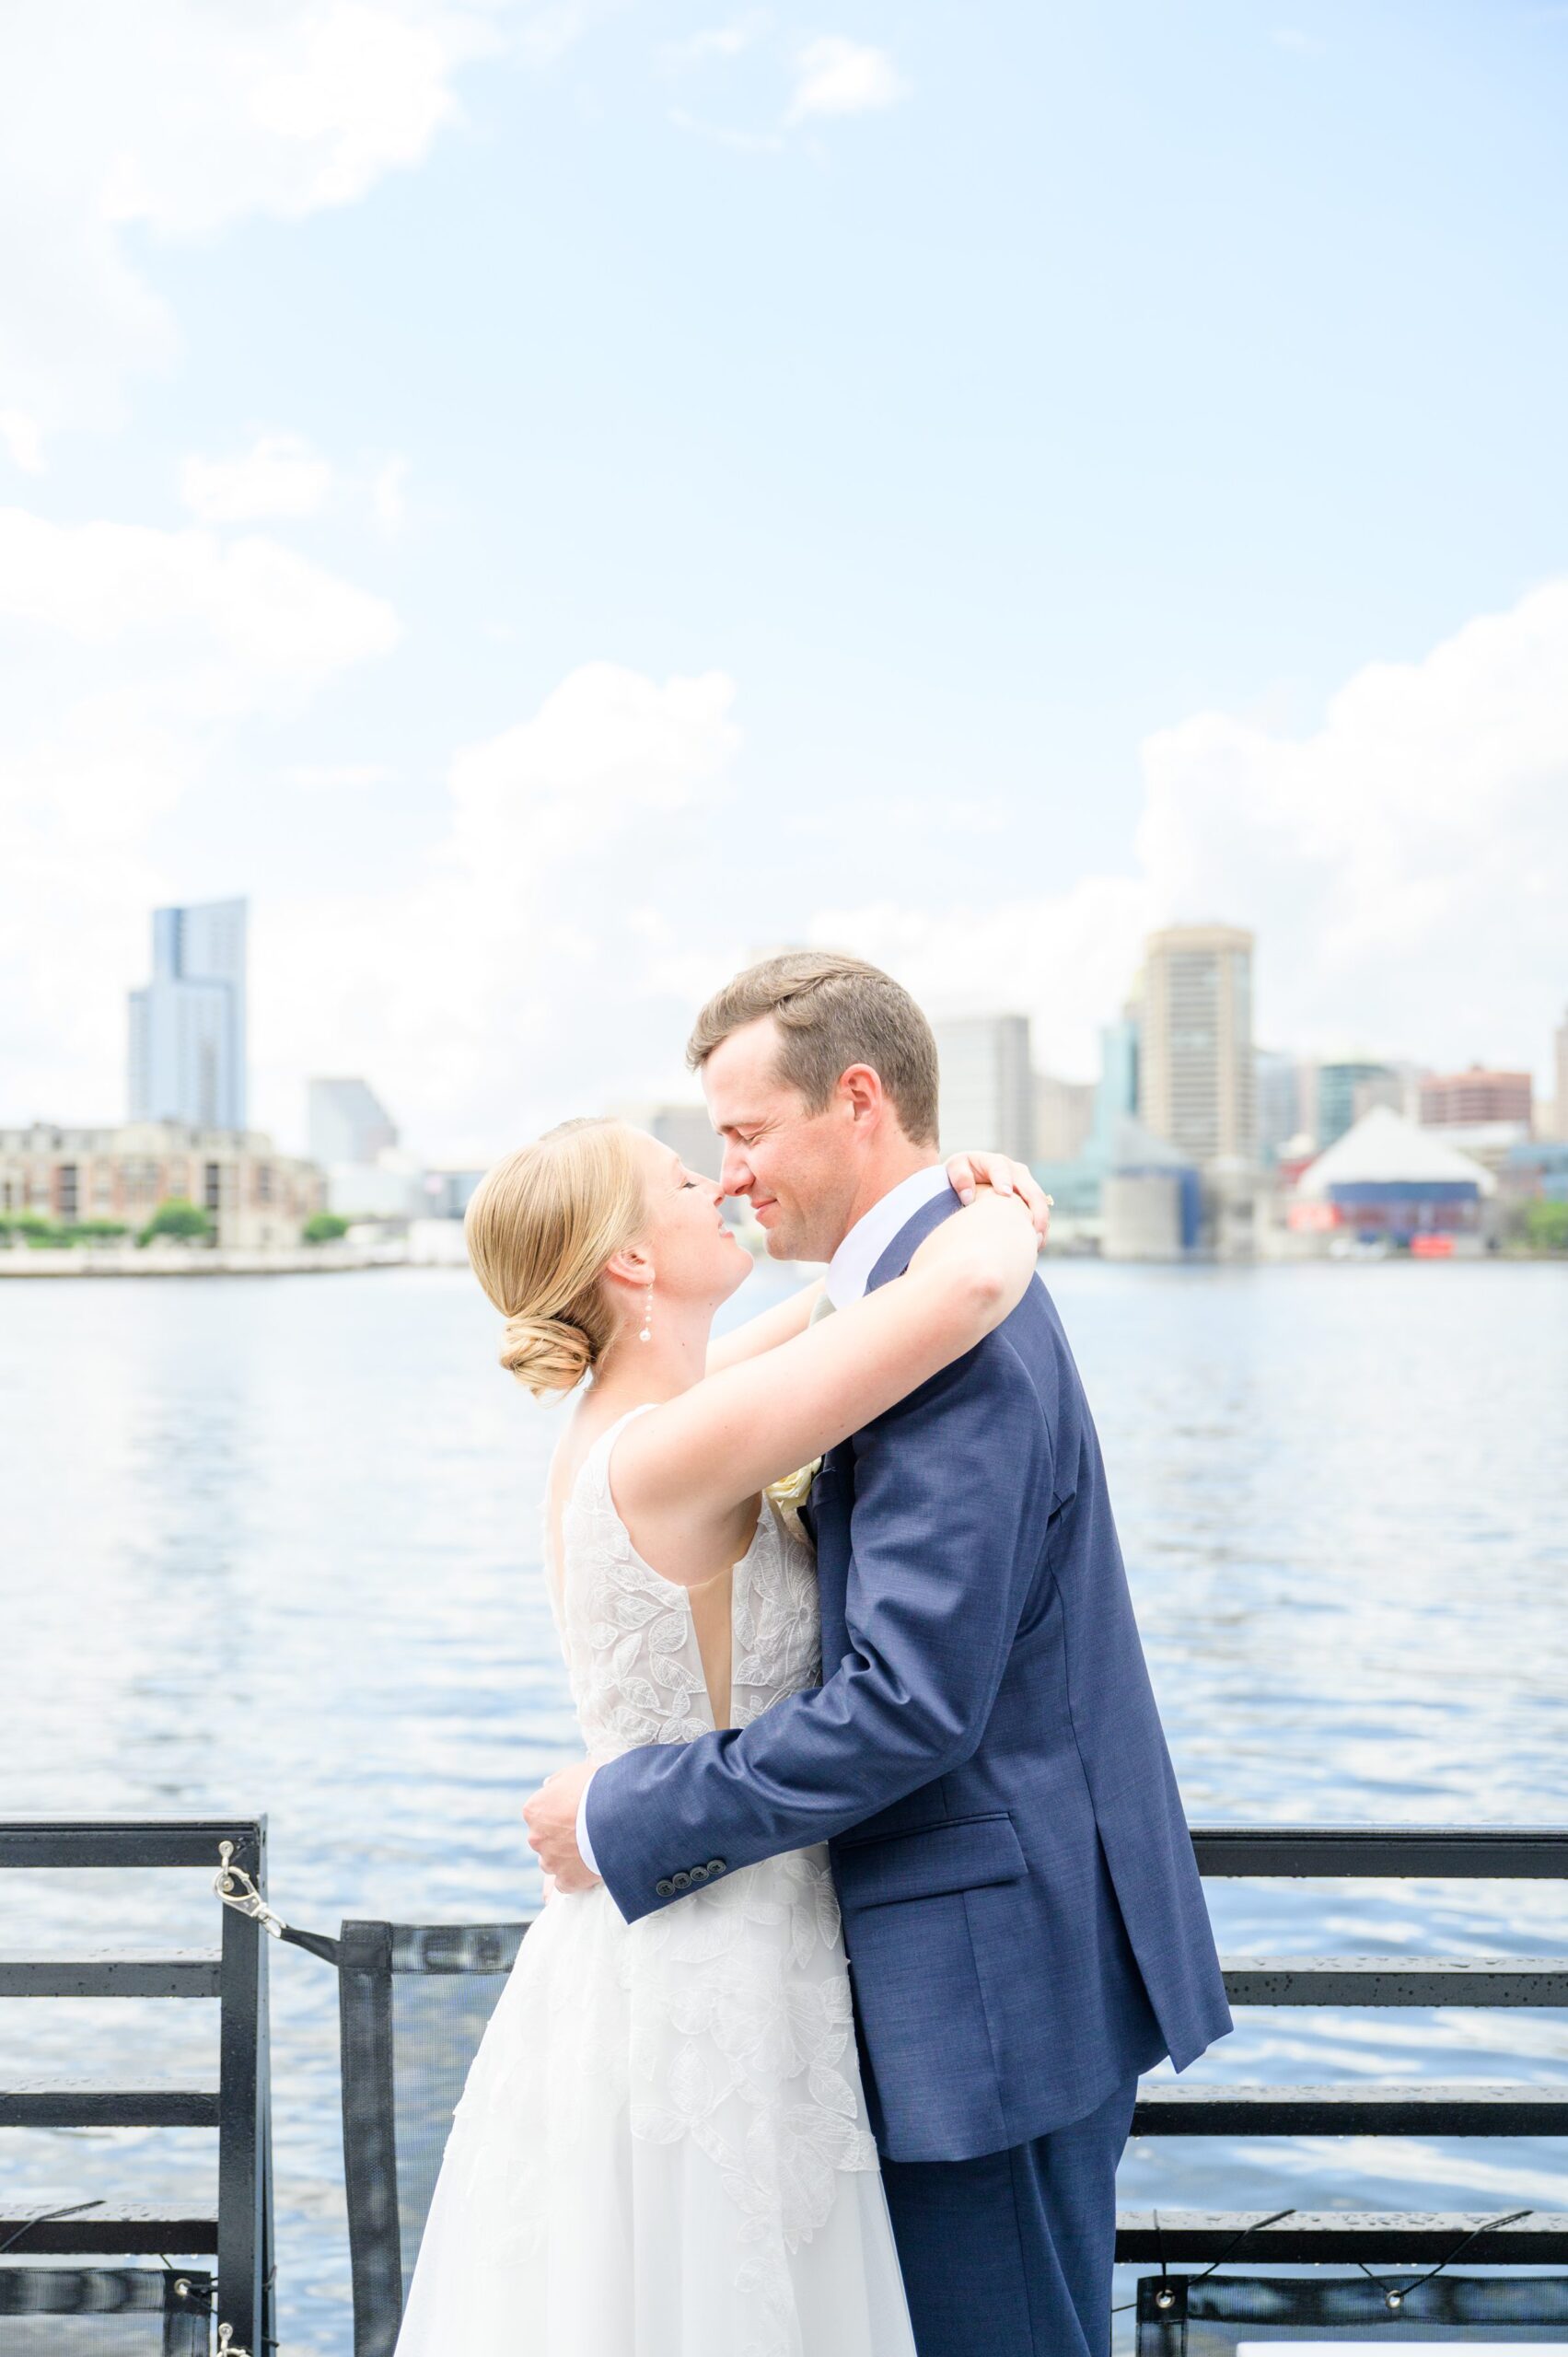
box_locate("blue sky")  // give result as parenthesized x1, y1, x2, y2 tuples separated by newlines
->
(4, 0, 1567, 1157)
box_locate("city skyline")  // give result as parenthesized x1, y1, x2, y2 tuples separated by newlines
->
(3, 7, 1567, 1159)
(9, 906, 1564, 1258)
(6, 885, 1564, 1166)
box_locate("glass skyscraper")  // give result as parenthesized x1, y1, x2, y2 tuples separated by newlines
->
(127, 899, 248, 1129)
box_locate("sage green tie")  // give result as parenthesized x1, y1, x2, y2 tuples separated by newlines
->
(809, 1289, 836, 1325)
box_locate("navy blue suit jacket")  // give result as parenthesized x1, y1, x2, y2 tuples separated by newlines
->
(586, 1189, 1232, 2163)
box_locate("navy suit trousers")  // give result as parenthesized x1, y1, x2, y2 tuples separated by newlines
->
(878, 2073, 1139, 2357)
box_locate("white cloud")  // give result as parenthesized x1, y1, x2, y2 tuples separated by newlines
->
(670, 16, 771, 64)
(245, 581, 1568, 1157)
(252, 663, 742, 1156)
(807, 877, 1156, 1088)
(0, 507, 399, 695)
(670, 26, 907, 152)
(513, 0, 630, 67)
(819, 580, 1568, 1086)
(786, 36, 909, 124)
(371, 456, 411, 539)
(181, 432, 335, 524)
(7, 581, 1564, 1159)
(668, 107, 785, 155)
(285, 762, 397, 790)
(0, 411, 46, 474)
(0, 2, 580, 435)
(95, 6, 478, 239)
(0, 504, 401, 1122)
(447, 661, 737, 847)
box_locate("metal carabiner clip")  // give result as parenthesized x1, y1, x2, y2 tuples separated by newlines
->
(213, 1840, 285, 1940)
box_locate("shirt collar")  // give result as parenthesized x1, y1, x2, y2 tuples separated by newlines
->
(825, 1165, 955, 1306)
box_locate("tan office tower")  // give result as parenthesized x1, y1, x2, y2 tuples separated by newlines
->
(1138, 923, 1257, 1166)
(1554, 1009, 1568, 1140)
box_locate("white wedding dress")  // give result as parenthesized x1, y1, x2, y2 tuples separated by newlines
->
(393, 1405, 916, 2357)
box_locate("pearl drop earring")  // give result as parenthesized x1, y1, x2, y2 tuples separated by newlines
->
(638, 1282, 653, 1343)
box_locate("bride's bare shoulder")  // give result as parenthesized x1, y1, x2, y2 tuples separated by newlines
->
(547, 1398, 622, 1513)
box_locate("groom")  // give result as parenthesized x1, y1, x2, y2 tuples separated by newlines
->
(525, 950, 1231, 2357)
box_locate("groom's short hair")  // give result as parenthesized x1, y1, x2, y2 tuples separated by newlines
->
(687, 951, 940, 1146)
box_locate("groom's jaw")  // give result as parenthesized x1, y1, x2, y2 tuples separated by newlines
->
(746, 1190, 806, 1259)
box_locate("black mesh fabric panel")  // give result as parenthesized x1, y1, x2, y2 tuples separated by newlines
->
(0, 2269, 213, 2355)
(337, 1921, 529, 2357)
(1136, 2273, 1568, 2357)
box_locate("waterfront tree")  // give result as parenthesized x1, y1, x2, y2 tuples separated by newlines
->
(1524, 1200, 1568, 1253)
(302, 1212, 351, 1244)
(137, 1200, 213, 1247)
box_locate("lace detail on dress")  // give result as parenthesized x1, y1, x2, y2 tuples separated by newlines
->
(556, 1406, 821, 1758)
(546, 1407, 878, 2355)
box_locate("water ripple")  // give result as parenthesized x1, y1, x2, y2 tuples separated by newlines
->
(3, 1260, 1565, 2350)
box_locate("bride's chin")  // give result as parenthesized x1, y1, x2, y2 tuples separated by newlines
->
(717, 1248, 751, 1299)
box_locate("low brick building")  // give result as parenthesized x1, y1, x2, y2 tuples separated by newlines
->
(0, 1121, 324, 1251)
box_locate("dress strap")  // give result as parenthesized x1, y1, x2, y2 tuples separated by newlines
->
(575, 1400, 659, 1507)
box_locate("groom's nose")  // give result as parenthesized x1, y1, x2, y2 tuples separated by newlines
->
(719, 1142, 753, 1197)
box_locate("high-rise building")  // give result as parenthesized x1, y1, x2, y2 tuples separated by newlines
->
(1091, 1015, 1141, 1159)
(128, 899, 248, 1128)
(645, 1104, 723, 1182)
(1317, 1060, 1395, 1152)
(1255, 1049, 1301, 1164)
(613, 1103, 724, 1181)
(308, 1078, 400, 1167)
(1033, 1072, 1095, 1163)
(1551, 1010, 1568, 1141)
(933, 1015, 1034, 1161)
(1352, 1068, 1416, 1125)
(1420, 1067, 1533, 1128)
(1137, 924, 1256, 1167)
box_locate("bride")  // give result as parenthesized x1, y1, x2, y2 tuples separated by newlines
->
(392, 1116, 1046, 2357)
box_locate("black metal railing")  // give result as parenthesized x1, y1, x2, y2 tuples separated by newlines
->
(6, 1817, 1562, 2344)
(1115, 1822, 1568, 2266)
(0, 1817, 275, 2352)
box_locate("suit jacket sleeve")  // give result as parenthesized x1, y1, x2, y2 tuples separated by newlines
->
(584, 1329, 1054, 1925)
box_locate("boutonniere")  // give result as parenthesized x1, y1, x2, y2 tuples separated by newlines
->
(765, 1457, 822, 1515)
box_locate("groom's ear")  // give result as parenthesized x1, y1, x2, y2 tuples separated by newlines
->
(837, 1063, 889, 1126)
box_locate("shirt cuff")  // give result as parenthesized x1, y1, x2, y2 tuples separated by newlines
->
(575, 1771, 599, 1878)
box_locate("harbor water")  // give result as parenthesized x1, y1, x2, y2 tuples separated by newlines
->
(3, 1258, 1566, 2351)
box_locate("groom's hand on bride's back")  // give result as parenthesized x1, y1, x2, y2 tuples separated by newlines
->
(523, 1759, 601, 1894)
(944, 1149, 1052, 1247)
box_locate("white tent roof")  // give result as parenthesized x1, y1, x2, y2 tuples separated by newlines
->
(1297, 1104, 1496, 1197)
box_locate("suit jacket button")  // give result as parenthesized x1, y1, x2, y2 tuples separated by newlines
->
(656, 1878, 674, 1898)
(670, 1870, 691, 1890)
(689, 1864, 709, 1883)
(706, 1859, 726, 1875)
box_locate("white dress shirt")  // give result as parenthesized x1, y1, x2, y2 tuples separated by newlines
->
(576, 1162, 956, 1880)
(823, 1163, 954, 1306)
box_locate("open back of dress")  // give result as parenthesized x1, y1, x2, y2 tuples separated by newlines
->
(391, 1404, 917, 2357)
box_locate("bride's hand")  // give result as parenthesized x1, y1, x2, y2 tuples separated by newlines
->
(945, 1150, 1052, 1248)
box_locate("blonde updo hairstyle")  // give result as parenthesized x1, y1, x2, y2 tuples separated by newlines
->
(464, 1118, 647, 1398)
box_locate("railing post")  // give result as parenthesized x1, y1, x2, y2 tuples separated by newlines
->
(216, 1817, 271, 2353)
